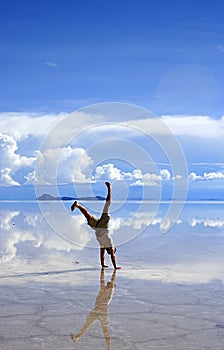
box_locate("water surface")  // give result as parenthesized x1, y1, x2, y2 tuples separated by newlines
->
(1, 201, 224, 349)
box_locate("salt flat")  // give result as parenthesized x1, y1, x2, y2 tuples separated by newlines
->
(1, 202, 224, 349)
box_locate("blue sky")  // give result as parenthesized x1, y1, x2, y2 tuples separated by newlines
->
(1, 0, 224, 114)
(0, 0, 224, 199)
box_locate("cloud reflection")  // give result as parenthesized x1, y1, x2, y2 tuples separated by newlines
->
(0, 207, 90, 262)
(1, 203, 224, 284)
(189, 218, 224, 228)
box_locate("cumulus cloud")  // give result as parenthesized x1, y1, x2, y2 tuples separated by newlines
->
(189, 172, 202, 181)
(0, 128, 94, 187)
(0, 132, 36, 186)
(34, 146, 94, 185)
(0, 168, 20, 186)
(160, 169, 171, 180)
(93, 163, 175, 186)
(132, 173, 160, 187)
(1, 111, 224, 189)
(94, 164, 124, 181)
(189, 171, 224, 181)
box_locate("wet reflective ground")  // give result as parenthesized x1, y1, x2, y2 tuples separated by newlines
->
(1, 202, 224, 349)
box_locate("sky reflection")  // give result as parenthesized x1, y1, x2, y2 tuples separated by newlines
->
(1, 202, 224, 284)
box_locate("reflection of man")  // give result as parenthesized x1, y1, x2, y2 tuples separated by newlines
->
(70, 269, 116, 349)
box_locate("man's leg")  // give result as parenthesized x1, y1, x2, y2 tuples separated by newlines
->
(71, 201, 92, 222)
(105, 182, 111, 201)
(103, 182, 111, 213)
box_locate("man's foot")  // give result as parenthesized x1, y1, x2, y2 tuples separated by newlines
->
(105, 181, 111, 188)
(101, 265, 109, 268)
(115, 266, 121, 270)
(71, 201, 78, 212)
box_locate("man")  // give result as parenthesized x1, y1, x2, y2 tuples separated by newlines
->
(71, 182, 121, 269)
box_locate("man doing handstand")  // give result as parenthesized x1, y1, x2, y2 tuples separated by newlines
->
(71, 182, 121, 269)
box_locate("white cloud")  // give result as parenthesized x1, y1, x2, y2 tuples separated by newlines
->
(1, 111, 224, 189)
(189, 172, 202, 181)
(94, 164, 123, 181)
(203, 172, 224, 180)
(160, 169, 171, 180)
(189, 171, 224, 181)
(0, 112, 66, 141)
(93, 163, 171, 185)
(0, 132, 36, 186)
(0, 168, 20, 186)
(44, 62, 59, 70)
(93, 164, 174, 186)
(134, 172, 161, 187)
(125, 114, 224, 139)
(24, 172, 35, 185)
(34, 147, 94, 185)
(1, 111, 224, 142)
(161, 115, 224, 138)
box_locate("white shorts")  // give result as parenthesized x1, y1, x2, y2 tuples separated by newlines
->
(95, 229, 113, 248)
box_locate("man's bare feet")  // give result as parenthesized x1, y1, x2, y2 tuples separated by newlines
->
(105, 181, 111, 187)
(101, 265, 109, 268)
(115, 266, 121, 270)
(71, 201, 78, 212)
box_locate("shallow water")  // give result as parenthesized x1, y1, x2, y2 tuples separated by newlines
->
(1, 201, 224, 349)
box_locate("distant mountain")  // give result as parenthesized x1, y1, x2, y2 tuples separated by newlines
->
(37, 193, 105, 201)
(1, 184, 224, 202)
(37, 194, 60, 201)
